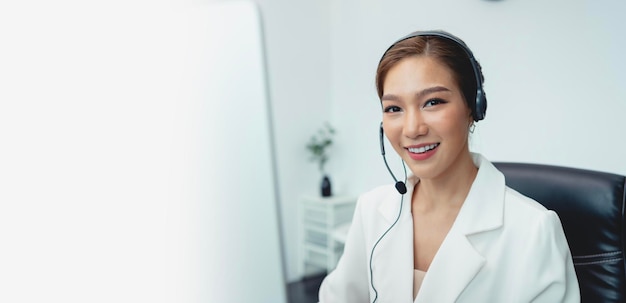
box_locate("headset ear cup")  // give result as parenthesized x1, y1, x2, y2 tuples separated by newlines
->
(469, 56, 486, 122)
(474, 88, 487, 121)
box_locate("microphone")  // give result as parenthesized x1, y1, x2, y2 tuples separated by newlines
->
(379, 122, 407, 194)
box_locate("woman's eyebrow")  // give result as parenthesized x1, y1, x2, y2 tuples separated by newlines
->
(381, 86, 451, 102)
(381, 94, 400, 102)
(416, 86, 451, 98)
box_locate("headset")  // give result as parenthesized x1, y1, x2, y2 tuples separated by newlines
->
(371, 30, 486, 303)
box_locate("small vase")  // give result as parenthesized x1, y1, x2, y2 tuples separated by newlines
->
(321, 175, 332, 197)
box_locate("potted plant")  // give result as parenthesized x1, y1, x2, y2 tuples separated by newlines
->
(306, 123, 335, 197)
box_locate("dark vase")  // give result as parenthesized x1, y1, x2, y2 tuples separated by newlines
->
(321, 175, 332, 197)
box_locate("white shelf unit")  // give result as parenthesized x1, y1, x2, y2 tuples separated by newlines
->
(298, 195, 357, 277)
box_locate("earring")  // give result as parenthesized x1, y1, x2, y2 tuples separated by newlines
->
(469, 122, 476, 134)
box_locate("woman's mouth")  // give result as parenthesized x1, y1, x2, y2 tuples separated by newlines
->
(408, 143, 440, 154)
(406, 143, 440, 160)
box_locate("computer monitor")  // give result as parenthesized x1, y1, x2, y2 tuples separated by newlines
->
(0, 1, 287, 302)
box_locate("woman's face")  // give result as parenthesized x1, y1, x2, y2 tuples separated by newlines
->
(381, 55, 473, 180)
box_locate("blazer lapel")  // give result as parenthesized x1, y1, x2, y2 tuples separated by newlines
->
(414, 231, 485, 303)
(416, 154, 506, 303)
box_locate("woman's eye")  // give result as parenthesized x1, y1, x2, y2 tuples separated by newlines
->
(424, 98, 446, 108)
(383, 106, 402, 113)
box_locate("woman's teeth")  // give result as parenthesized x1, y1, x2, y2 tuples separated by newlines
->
(408, 143, 439, 154)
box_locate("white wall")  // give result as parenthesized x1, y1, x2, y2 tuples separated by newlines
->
(328, 0, 626, 200)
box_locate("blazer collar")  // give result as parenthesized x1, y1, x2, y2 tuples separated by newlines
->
(452, 153, 505, 236)
(375, 153, 506, 303)
(377, 173, 416, 224)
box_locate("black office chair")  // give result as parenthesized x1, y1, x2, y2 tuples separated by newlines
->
(494, 162, 626, 303)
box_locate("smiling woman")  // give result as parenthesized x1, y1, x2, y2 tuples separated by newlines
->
(381, 56, 474, 180)
(317, 31, 580, 303)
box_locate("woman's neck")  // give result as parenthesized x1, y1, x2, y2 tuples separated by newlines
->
(412, 151, 478, 213)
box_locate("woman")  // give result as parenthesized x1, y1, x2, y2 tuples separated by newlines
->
(317, 30, 580, 302)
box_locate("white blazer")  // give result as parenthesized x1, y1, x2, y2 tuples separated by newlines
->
(318, 154, 580, 303)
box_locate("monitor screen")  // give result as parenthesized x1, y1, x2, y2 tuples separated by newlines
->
(0, 1, 287, 302)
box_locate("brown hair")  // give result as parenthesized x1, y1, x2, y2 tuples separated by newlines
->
(375, 32, 484, 114)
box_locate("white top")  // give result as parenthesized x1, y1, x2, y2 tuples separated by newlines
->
(413, 269, 427, 300)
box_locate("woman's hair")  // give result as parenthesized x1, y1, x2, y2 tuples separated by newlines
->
(375, 33, 484, 114)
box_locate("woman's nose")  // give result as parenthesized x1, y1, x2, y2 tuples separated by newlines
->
(402, 110, 427, 139)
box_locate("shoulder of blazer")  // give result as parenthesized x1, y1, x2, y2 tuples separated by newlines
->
(357, 184, 406, 224)
(359, 183, 398, 205)
(503, 186, 551, 213)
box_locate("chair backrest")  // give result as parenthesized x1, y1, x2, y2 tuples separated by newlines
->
(494, 162, 626, 302)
